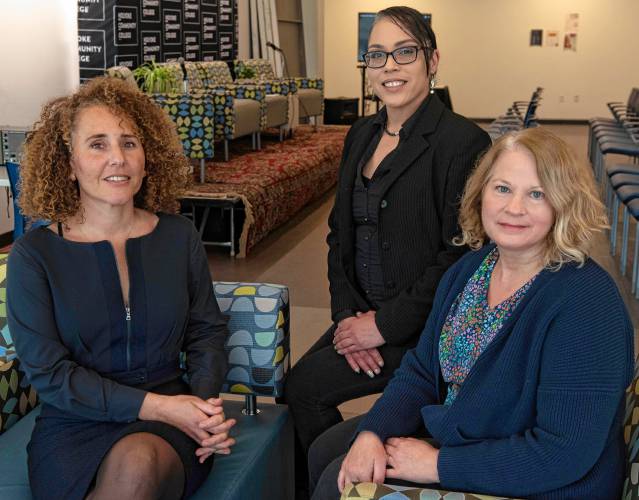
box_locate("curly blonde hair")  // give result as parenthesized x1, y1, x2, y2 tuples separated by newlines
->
(455, 127, 607, 269)
(20, 76, 191, 221)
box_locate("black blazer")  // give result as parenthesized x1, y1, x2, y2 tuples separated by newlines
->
(327, 94, 491, 347)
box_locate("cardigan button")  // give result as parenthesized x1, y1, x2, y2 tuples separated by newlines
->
(380, 200, 388, 208)
(386, 280, 396, 289)
(382, 241, 390, 250)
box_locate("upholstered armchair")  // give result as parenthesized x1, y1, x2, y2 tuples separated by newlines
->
(340, 358, 639, 499)
(151, 91, 223, 183)
(184, 61, 267, 161)
(240, 58, 324, 125)
(237, 59, 296, 140)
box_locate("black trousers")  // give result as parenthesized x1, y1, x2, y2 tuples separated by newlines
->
(285, 324, 409, 453)
(283, 324, 409, 497)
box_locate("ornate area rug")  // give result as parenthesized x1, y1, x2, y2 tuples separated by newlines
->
(183, 124, 348, 257)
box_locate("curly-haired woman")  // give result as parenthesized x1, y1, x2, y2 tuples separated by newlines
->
(8, 77, 234, 500)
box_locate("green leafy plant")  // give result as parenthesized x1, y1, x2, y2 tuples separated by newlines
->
(132, 61, 180, 94)
(235, 61, 256, 80)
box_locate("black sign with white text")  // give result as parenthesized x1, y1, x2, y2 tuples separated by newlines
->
(78, 0, 237, 81)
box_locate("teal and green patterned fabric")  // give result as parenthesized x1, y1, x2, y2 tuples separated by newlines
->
(0, 359, 38, 434)
(215, 282, 290, 397)
(341, 482, 517, 500)
(622, 359, 639, 498)
(187, 61, 267, 135)
(238, 59, 297, 96)
(151, 92, 217, 160)
(294, 77, 324, 91)
(0, 254, 39, 434)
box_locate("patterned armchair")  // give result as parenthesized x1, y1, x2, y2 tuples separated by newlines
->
(0, 251, 293, 497)
(241, 58, 324, 124)
(151, 91, 222, 183)
(340, 358, 639, 500)
(0, 270, 290, 431)
(184, 61, 267, 161)
(237, 59, 296, 140)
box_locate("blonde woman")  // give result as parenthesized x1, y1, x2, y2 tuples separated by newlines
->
(311, 128, 633, 500)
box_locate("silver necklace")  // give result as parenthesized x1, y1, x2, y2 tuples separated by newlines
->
(384, 121, 401, 137)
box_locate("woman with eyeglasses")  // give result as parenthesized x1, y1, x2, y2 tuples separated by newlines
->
(284, 6, 491, 497)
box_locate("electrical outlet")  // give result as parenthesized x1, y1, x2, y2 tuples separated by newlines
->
(573, 95, 580, 103)
(559, 96, 565, 103)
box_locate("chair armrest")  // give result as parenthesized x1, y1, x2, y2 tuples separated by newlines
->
(236, 78, 295, 96)
(214, 282, 290, 398)
(0, 358, 39, 436)
(341, 482, 519, 499)
(293, 77, 324, 91)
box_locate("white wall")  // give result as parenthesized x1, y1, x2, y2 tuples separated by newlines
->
(323, 0, 639, 120)
(0, 0, 79, 128)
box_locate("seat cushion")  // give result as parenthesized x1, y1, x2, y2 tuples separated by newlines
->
(265, 94, 288, 128)
(298, 89, 323, 118)
(0, 402, 293, 500)
(232, 99, 262, 138)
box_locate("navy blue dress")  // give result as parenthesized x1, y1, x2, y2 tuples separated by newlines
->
(7, 213, 228, 500)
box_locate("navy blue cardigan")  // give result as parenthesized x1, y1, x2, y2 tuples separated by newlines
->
(359, 244, 634, 499)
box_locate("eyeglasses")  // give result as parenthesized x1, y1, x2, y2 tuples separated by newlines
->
(362, 45, 426, 69)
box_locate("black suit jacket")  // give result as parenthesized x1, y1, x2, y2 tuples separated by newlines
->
(327, 94, 491, 347)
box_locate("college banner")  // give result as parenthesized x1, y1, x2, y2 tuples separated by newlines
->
(77, 0, 238, 81)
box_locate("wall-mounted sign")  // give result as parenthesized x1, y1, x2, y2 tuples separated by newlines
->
(184, 0, 201, 25)
(184, 31, 201, 61)
(163, 8, 182, 45)
(141, 0, 160, 23)
(114, 6, 139, 46)
(78, 0, 105, 22)
(142, 31, 162, 62)
(115, 54, 139, 69)
(78, 29, 106, 70)
(202, 12, 218, 44)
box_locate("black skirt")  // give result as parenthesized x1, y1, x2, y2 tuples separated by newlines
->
(27, 378, 213, 500)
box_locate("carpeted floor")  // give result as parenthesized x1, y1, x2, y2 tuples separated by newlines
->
(184, 125, 349, 257)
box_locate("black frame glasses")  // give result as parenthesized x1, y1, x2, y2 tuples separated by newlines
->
(362, 45, 426, 69)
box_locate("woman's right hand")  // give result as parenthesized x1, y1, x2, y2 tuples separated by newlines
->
(337, 431, 387, 493)
(344, 348, 384, 377)
(139, 393, 215, 445)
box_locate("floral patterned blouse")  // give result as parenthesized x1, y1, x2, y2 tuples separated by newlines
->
(439, 248, 538, 405)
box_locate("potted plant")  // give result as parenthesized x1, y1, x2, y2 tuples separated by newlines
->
(132, 61, 180, 94)
(234, 61, 256, 81)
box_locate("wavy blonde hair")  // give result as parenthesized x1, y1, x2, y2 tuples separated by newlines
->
(20, 77, 190, 221)
(455, 127, 607, 269)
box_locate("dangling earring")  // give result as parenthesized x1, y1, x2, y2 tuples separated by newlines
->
(429, 74, 437, 94)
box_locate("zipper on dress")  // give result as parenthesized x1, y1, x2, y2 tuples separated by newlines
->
(125, 305, 132, 371)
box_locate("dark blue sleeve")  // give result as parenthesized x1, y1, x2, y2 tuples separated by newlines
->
(437, 267, 634, 496)
(184, 223, 229, 399)
(7, 242, 147, 422)
(356, 264, 456, 441)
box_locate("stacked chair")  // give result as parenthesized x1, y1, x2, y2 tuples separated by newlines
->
(593, 88, 639, 296)
(240, 58, 324, 127)
(487, 87, 543, 141)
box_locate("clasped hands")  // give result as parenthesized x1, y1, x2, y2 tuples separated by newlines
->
(337, 431, 440, 493)
(140, 393, 236, 463)
(333, 311, 385, 377)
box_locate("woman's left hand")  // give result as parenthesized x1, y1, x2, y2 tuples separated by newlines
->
(195, 398, 237, 463)
(333, 311, 385, 353)
(384, 437, 440, 484)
